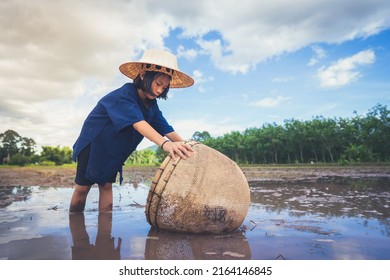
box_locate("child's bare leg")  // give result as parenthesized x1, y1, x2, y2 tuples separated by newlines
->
(98, 183, 113, 212)
(69, 185, 92, 212)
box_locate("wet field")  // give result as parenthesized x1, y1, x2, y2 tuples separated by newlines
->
(1, 168, 389, 260)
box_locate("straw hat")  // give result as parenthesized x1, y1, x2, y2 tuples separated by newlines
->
(119, 49, 194, 88)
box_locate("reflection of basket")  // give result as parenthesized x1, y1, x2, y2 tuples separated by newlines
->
(145, 228, 251, 259)
(145, 141, 250, 234)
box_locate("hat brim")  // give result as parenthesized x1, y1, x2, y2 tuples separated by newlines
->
(119, 62, 194, 88)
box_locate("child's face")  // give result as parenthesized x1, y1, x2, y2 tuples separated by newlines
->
(149, 74, 170, 99)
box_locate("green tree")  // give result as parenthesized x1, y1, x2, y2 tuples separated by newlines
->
(343, 144, 375, 162)
(242, 127, 262, 164)
(126, 149, 157, 165)
(0, 129, 21, 163)
(20, 137, 36, 157)
(362, 104, 390, 161)
(154, 146, 167, 164)
(10, 153, 31, 166)
(40, 146, 72, 165)
(261, 123, 284, 164)
(0, 129, 38, 165)
(284, 119, 307, 163)
(219, 131, 245, 163)
(191, 131, 212, 142)
(312, 117, 339, 162)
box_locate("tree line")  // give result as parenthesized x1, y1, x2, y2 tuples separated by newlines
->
(1, 104, 389, 166)
(197, 104, 390, 164)
(0, 130, 72, 166)
(0, 129, 161, 166)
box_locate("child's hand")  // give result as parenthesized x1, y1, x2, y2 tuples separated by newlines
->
(162, 141, 194, 161)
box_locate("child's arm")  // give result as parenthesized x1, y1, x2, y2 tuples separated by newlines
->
(133, 120, 193, 160)
(165, 131, 184, 142)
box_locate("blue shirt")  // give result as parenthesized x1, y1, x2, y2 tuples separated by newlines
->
(73, 83, 174, 185)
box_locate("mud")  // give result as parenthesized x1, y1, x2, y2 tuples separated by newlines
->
(0, 165, 157, 188)
(0, 165, 389, 260)
(1, 164, 389, 188)
(1, 164, 388, 207)
(242, 165, 390, 182)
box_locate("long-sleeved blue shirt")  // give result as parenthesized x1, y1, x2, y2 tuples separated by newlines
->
(73, 83, 173, 185)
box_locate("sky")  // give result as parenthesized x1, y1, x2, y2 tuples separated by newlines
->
(1, 0, 390, 151)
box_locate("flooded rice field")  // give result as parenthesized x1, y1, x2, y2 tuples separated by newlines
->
(0, 166, 389, 260)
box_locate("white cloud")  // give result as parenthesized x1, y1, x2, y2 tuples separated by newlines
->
(272, 76, 294, 83)
(163, 0, 390, 73)
(192, 70, 208, 84)
(0, 0, 389, 150)
(308, 45, 327, 66)
(0, 0, 171, 149)
(250, 96, 291, 108)
(172, 117, 241, 139)
(191, 70, 214, 92)
(137, 117, 241, 149)
(317, 49, 376, 88)
(176, 45, 199, 62)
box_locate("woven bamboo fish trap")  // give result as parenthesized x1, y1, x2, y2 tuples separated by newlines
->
(145, 141, 250, 234)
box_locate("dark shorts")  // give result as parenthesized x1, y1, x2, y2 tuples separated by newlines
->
(75, 144, 117, 186)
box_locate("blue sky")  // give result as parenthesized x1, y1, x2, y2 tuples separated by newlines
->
(1, 0, 389, 151)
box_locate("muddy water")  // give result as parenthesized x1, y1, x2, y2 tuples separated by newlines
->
(0, 177, 389, 260)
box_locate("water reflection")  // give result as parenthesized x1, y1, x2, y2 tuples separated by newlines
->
(0, 177, 389, 260)
(69, 212, 121, 260)
(144, 228, 251, 260)
(68, 213, 251, 260)
(249, 177, 390, 236)
(0, 186, 32, 208)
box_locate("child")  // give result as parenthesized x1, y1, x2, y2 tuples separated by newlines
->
(69, 49, 195, 212)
